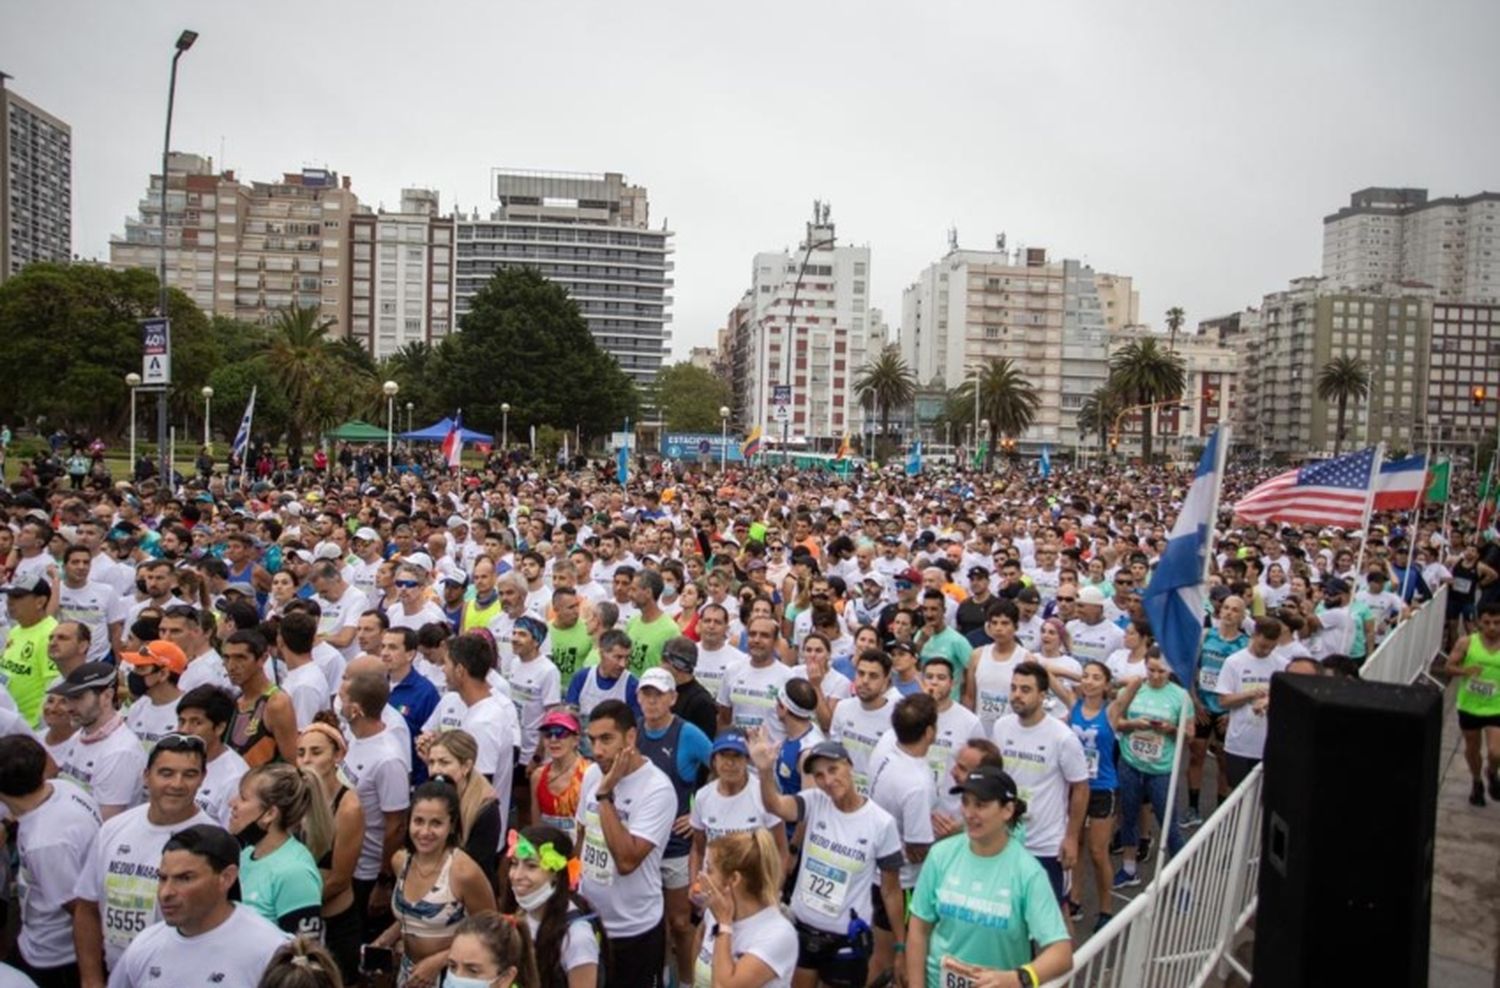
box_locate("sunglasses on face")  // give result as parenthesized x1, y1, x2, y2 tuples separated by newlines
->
(395, 580, 420, 589)
(541, 727, 577, 741)
(1056, 596, 1077, 603)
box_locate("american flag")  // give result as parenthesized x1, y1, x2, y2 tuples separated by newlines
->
(1233, 447, 1379, 527)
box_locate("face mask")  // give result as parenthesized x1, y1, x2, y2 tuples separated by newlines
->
(442, 976, 496, 988)
(135, 577, 149, 595)
(126, 671, 151, 700)
(662, 581, 678, 597)
(514, 881, 555, 912)
(234, 817, 269, 849)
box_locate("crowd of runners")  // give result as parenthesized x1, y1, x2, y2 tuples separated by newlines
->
(0, 445, 1493, 988)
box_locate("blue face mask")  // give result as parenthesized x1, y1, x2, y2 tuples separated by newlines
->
(443, 975, 496, 988)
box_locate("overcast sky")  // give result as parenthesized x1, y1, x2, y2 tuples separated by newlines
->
(5, 0, 1496, 361)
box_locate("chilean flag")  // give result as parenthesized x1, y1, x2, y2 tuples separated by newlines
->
(1373, 453, 1426, 511)
(441, 411, 463, 470)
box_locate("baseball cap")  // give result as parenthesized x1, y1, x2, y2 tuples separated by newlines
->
(895, 568, 922, 585)
(1016, 587, 1041, 604)
(711, 732, 750, 757)
(1321, 576, 1351, 596)
(312, 542, 344, 562)
(948, 764, 1021, 803)
(639, 668, 677, 693)
(887, 639, 916, 658)
(1, 571, 50, 598)
(967, 565, 991, 579)
(47, 662, 119, 697)
(446, 515, 468, 530)
(662, 636, 698, 672)
(442, 572, 470, 588)
(120, 640, 187, 675)
(803, 740, 853, 771)
(539, 710, 581, 734)
(1076, 586, 1108, 606)
(405, 552, 434, 572)
(353, 527, 380, 543)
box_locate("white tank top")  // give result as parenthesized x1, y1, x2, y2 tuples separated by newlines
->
(578, 668, 631, 722)
(974, 642, 1027, 732)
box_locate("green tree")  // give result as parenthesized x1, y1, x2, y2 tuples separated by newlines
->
(263, 303, 377, 452)
(853, 344, 916, 457)
(430, 268, 638, 441)
(1109, 337, 1186, 462)
(1316, 354, 1371, 455)
(1166, 305, 1186, 351)
(654, 362, 733, 432)
(956, 357, 1041, 469)
(1078, 383, 1127, 453)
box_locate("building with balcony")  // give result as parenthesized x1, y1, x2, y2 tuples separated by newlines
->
(347, 189, 454, 359)
(1425, 301, 1500, 458)
(899, 243, 1115, 451)
(454, 170, 674, 387)
(726, 203, 873, 450)
(1106, 326, 1239, 457)
(1323, 187, 1500, 303)
(1, 75, 71, 281)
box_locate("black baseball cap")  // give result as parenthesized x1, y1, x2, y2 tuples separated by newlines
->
(47, 662, 118, 697)
(662, 636, 698, 672)
(948, 764, 1020, 803)
(803, 741, 852, 771)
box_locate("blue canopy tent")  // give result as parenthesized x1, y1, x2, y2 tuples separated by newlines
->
(400, 417, 495, 444)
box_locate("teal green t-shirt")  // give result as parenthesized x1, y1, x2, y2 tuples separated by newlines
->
(239, 837, 323, 928)
(1119, 681, 1189, 775)
(1348, 599, 1373, 659)
(910, 833, 1069, 987)
(920, 628, 973, 699)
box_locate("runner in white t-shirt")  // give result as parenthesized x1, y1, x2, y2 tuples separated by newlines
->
(51, 662, 146, 818)
(335, 663, 411, 903)
(717, 618, 795, 745)
(175, 685, 250, 828)
(688, 732, 785, 881)
(693, 604, 747, 706)
(694, 828, 798, 988)
(121, 640, 188, 753)
(827, 651, 897, 795)
(964, 600, 1032, 734)
(1215, 617, 1292, 787)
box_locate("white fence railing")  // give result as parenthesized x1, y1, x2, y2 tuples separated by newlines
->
(1046, 588, 1449, 987)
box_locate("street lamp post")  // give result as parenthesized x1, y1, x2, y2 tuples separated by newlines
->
(501, 403, 511, 449)
(405, 401, 414, 434)
(201, 385, 213, 448)
(981, 418, 990, 470)
(719, 406, 730, 472)
(126, 373, 142, 469)
(383, 380, 399, 474)
(157, 28, 197, 488)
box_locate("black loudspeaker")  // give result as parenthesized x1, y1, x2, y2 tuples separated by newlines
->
(1253, 673, 1441, 987)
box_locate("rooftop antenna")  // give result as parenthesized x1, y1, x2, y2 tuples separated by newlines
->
(948, 226, 959, 252)
(996, 232, 1007, 252)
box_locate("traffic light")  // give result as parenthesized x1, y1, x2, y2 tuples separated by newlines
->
(1474, 385, 1488, 406)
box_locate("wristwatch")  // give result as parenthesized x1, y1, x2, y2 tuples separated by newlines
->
(596, 791, 615, 802)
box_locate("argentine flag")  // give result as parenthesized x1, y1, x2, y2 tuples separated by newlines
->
(1142, 427, 1228, 688)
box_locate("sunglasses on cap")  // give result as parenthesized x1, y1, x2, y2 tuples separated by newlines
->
(154, 732, 207, 753)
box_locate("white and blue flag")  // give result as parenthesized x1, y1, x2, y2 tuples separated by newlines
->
(1142, 426, 1228, 687)
(231, 386, 257, 465)
(1039, 445, 1052, 478)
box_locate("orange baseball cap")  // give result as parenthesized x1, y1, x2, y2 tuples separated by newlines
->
(120, 640, 188, 675)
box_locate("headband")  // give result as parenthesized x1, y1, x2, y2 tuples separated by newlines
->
(299, 721, 346, 754)
(777, 681, 816, 720)
(507, 829, 582, 890)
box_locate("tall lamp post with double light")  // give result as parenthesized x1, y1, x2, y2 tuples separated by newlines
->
(383, 380, 399, 474)
(156, 28, 197, 486)
(719, 405, 731, 472)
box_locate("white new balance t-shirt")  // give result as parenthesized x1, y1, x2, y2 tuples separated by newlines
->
(196, 748, 249, 827)
(17, 780, 101, 968)
(424, 693, 518, 835)
(789, 787, 903, 934)
(58, 722, 147, 811)
(867, 746, 937, 889)
(719, 662, 794, 746)
(828, 697, 894, 795)
(689, 779, 779, 843)
(341, 729, 411, 881)
(694, 642, 747, 708)
(1066, 619, 1124, 664)
(125, 696, 182, 753)
(109, 903, 289, 988)
(576, 760, 677, 938)
(58, 580, 120, 662)
(991, 712, 1089, 857)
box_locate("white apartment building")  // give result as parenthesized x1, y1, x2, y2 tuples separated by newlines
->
(729, 203, 872, 448)
(899, 245, 1115, 450)
(348, 189, 455, 359)
(0, 76, 71, 281)
(1323, 187, 1500, 303)
(455, 170, 673, 387)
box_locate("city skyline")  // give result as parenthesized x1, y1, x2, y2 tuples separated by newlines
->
(3, 0, 1497, 361)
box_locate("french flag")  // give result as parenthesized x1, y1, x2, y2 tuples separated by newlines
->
(1373, 453, 1426, 510)
(441, 411, 463, 471)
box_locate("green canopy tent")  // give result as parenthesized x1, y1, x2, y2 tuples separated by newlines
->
(325, 420, 391, 442)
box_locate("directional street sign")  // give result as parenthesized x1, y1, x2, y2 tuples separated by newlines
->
(772, 384, 791, 422)
(141, 317, 171, 386)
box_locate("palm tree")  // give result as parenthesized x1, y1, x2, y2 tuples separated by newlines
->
(1078, 383, 1127, 453)
(263, 303, 366, 452)
(956, 357, 1041, 470)
(853, 344, 916, 457)
(1316, 355, 1370, 455)
(1109, 338, 1186, 462)
(1165, 306, 1186, 352)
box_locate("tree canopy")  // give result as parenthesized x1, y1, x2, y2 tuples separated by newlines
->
(654, 362, 732, 432)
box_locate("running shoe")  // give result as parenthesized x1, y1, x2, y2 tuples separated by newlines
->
(1065, 897, 1084, 921)
(1471, 780, 1487, 807)
(1112, 867, 1141, 890)
(1182, 806, 1204, 829)
(1137, 836, 1153, 859)
(1093, 911, 1115, 932)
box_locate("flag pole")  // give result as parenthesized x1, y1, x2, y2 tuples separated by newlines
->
(1401, 444, 1429, 600)
(1353, 443, 1385, 575)
(1151, 426, 1228, 881)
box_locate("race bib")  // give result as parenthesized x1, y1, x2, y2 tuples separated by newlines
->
(852, 770, 871, 797)
(796, 842, 851, 919)
(581, 809, 614, 886)
(1468, 678, 1497, 699)
(1455, 577, 1474, 594)
(941, 958, 980, 988)
(1084, 746, 1101, 780)
(104, 869, 157, 950)
(1128, 732, 1164, 763)
(978, 690, 1007, 720)
(1198, 666, 1219, 692)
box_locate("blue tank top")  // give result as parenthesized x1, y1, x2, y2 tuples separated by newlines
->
(1068, 699, 1118, 792)
(1199, 629, 1248, 715)
(636, 717, 693, 858)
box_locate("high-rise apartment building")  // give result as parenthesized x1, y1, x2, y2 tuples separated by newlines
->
(899, 245, 1114, 450)
(1322, 187, 1500, 302)
(1234, 277, 1431, 458)
(1426, 301, 1500, 455)
(454, 170, 673, 387)
(348, 189, 455, 359)
(110, 156, 360, 332)
(727, 204, 872, 449)
(0, 75, 71, 280)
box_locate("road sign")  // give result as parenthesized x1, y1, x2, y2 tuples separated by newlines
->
(772, 385, 791, 423)
(141, 317, 171, 386)
(662, 433, 743, 463)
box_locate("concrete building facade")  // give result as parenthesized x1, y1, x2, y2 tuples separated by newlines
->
(1323, 187, 1500, 303)
(1107, 326, 1238, 456)
(1426, 301, 1500, 457)
(454, 170, 674, 387)
(729, 204, 872, 449)
(899, 245, 1115, 450)
(348, 189, 455, 359)
(1, 76, 71, 280)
